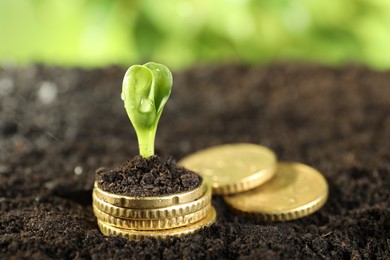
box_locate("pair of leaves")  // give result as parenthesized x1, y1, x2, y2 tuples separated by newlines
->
(122, 62, 172, 157)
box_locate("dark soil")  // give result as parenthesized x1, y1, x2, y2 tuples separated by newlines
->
(95, 155, 201, 197)
(0, 64, 389, 259)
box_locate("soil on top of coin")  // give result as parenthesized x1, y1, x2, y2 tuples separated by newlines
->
(1, 64, 389, 259)
(95, 155, 201, 197)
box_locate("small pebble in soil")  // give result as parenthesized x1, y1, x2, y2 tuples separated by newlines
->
(95, 155, 202, 197)
(37, 81, 58, 104)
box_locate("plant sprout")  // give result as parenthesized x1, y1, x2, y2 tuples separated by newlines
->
(121, 62, 172, 158)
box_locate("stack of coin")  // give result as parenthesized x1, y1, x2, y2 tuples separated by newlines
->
(92, 179, 216, 239)
(179, 143, 329, 222)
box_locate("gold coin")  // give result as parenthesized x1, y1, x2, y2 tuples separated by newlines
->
(178, 143, 277, 195)
(93, 179, 206, 209)
(223, 162, 328, 221)
(93, 185, 211, 219)
(93, 203, 211, 230)
(97, 207, 217, 240)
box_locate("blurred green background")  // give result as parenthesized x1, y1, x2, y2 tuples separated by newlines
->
(1, 0, 390, 70)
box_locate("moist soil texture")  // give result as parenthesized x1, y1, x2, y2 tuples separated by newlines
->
(95, 155, 201, 197)
(0, 64, 389, 259)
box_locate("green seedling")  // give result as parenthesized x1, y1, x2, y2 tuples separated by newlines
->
(121, 62, 172, 158)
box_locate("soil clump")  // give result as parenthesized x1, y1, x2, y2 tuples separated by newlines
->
(95, 155, 201, 197)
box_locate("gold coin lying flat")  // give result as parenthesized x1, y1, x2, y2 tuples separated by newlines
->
(93, 179, 206, 209)
(93, 184, 211, 219)
(93, 203, 211, 230)
(179, 143, 276, 195)
(97, 207, 217, 240)
(223, 162, 328, 221)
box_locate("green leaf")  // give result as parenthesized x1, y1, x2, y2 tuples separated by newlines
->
(121, 62, 172, 158)
(144, 62, 173, 115)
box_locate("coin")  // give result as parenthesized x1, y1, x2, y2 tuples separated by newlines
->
(93, 179, 206, 209)
(178, 143, 277, 195)
(93, 185, 211, 219)
(97, 207, 217, 240)
(223, 162, 328, 221)
(93, 203, 211, 230)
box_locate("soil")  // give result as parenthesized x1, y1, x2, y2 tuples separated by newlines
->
(0, 64, 389, 259)
(95, 155, 201, 197)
